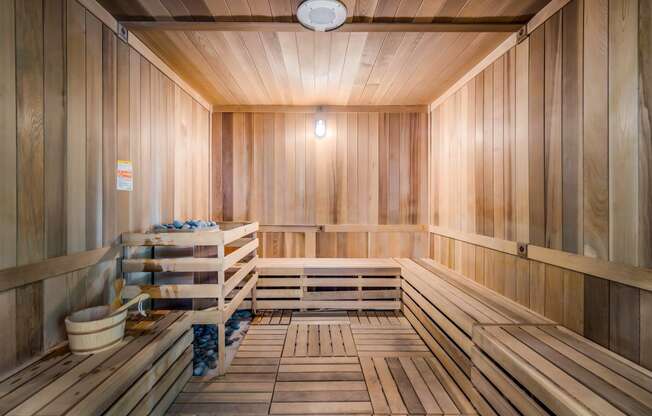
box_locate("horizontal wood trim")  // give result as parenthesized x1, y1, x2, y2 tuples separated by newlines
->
(429, 226, 652, 292)
(527, 245, 652, 292)
(254, 300, 400, 310)
(223, 239, 259, 270)
(122, 21, 523, 33)
(0, 246, 119, 292)
(224, 273, 258, 319)
(429, 32, 518, 110)
(259, 225, 322, 232)
(429, 225, 520, 255)
(223, 257, 258, 296)
(322, 224, 429, 232)
(258, 224, 428, 233)
(212, 105, 428, 113)
(76, 0, 212, 110)
(526, 0, 573, 34)
(122, 284, 221, 298)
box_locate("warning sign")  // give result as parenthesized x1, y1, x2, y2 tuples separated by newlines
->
(116, 160, 133, 191)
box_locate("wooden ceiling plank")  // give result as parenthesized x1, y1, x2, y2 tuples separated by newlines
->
(179, 0, 216, 21)
(224, 0, 253, 20)
(336, 33, 369, 103)
(370, 31, 422, 104)
(277, 32, 303, 104)
(159, 0, 192, 19)
(410, 32, 503, 104)
(240, 31, 287, 103)
(296, 32, 317, 103)
(138, 30, 225, 103)
(201, 0, 231, 19)
(394, 0, 423, 22)
(187, 31, 248, 102)
(221, 32, 273, 103)
(354, 0, 379, 23)
(269, 0, 293, 22)
(327, 32, 352, 103)
(372, 0, 402, 22)
(315, 33, 332, 103)
(121, 20, 524, 32)
(259, 32, 294, 104)
(203, 32, 263, 104)
(136, 0, 175, 21)
(348, 32, 388, 104)
(341, 0, 358, 23)
(247, 0, 274, 20)
(359, 32, 404, 103)
(377, 32, 453, 103)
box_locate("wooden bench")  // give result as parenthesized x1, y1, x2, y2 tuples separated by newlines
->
(397, 258, 552, 416)
(474, 324, 652, 416)
(0, 311, 191, 416)
(255, 258, 402, 310)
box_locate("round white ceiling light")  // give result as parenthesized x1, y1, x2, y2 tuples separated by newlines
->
(297, 0, 348, 32)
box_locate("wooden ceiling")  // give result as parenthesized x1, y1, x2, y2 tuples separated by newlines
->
(99, 0, 551, 105)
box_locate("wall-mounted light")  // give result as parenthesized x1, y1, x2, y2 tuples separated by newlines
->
(315, 118, 327, 139)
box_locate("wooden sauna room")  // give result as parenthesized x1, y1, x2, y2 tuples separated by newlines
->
(1, 0, 651, 414)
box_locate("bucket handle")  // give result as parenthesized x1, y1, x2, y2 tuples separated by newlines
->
(109, 293, 150, 318)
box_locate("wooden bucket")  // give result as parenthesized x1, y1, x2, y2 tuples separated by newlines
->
(65, 294, 149, 355)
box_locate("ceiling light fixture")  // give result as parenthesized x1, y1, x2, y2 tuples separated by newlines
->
(297, 0, 348, 32)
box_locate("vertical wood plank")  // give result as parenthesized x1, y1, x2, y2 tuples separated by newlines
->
(562, 270, 584, 335)
(67, 0, 86, 252)
(116, 40, 131, 234)
(102, 26, 118, 245)
(482, 67, 494, 237)
(609, 281, 640, 362)
(562, 0, 583, 254)
(222, 113, 234, 221)
(584, 275, 610, 348)
(583, 0, 609, 260)
(609, 0, 639, 266)
(85, 11, 103, 250)
(639, 0, 652, 268)
(369, 112, 379, 224)
(16, 0, 45, 265)
(474, 74, 484, 235)
(529, 27, 545, 247)
(515, 38, 529, 243)
(211, 113, 223, 220)
(336, 113, 348, 223)
(44, 0, 66, 258)
(544, 264, 563, 323)
(544, 13, 562, 250)
(529, 260, 545, 315)
(0, 0, 17, 269)
(0, 290, 17, 372)
(641, 290, 652, 369)
(492, 56, 504, 240)
(16, 283, 43, 362)
(504, 49, 516, 242)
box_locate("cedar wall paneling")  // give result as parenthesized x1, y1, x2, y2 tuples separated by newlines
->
(212, 111, 429, 258)
(0, 0, 210, 373)
(430, 0, 652, 369)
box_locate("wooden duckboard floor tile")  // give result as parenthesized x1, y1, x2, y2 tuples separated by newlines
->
(169, 311, 478, 415)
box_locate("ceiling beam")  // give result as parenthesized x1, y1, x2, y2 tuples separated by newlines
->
(120, 21, 524, 33)
(212, 105, 429, 113)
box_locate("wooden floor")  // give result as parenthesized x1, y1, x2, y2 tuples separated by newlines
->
(168, 311, 477, 415)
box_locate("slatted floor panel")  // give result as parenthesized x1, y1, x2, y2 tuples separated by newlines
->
(168, 313, 478, 415)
